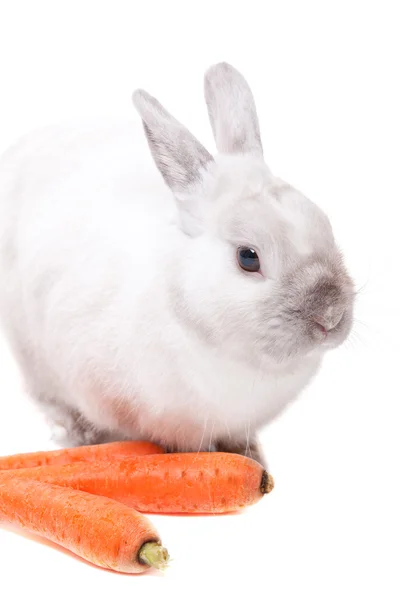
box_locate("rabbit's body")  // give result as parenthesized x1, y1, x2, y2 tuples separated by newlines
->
(0, 63, 354, 459)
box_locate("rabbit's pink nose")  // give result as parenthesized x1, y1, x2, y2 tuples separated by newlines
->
(313, 308, 344, 334)
(314, 320, 328, 336)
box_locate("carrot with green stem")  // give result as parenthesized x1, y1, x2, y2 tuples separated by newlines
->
(0, 440, 164, 470)
(2, 452, 274, 513)
(0, 477, 169, 573)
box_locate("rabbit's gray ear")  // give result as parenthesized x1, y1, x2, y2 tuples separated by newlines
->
(133, 90, 213, 193)
(204, 62, 263, 156)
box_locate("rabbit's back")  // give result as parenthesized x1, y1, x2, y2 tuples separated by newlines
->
(0, 118, 171, 240)
(0, 120, 174, 400)
(0, 118, 174, 283)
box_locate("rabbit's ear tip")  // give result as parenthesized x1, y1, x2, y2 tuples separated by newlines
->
(207, 61, 234, 70)
(132, 88, 144, 98)
(205, 62, 236, 78)
(132, 89, 148, 107)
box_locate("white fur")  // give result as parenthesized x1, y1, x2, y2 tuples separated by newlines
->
(0, 63, 352, 452)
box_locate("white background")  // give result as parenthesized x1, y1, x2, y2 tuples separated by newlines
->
(0, 1, 399, 598)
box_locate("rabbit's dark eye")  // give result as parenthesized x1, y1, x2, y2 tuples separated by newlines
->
(237, 247, 260, 272)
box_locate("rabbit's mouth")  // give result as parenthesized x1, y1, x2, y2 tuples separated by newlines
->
(257, 302, 354, 363)
(318, 311, 354, 351)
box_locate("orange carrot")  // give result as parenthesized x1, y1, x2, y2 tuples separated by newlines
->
(0, 477, 169, 573)
(0, 440, 164, 470)
(3, 452, 274, 513)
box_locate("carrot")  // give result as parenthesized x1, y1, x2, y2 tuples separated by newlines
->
(0, 440, 164, 470)
(3, 452, 274, 513)
(0, 477, 169, 573)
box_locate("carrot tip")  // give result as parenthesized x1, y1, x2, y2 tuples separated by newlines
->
(139, 542, 170, 571)
(260, 471, 275, 494)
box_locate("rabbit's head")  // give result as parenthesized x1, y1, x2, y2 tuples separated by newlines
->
(133, 63, 354, 365)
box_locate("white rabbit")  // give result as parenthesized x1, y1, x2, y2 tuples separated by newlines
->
(0, 63, 354, 465)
